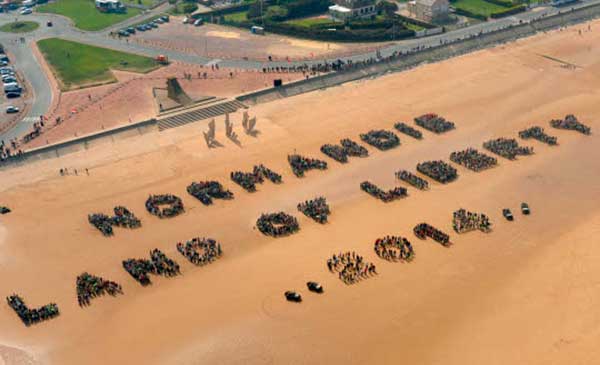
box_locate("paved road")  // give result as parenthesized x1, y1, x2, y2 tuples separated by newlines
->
(0, 0, 597, 141)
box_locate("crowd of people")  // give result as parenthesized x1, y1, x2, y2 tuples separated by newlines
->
(76, 272, 123, 307)
(176, 237, 223, 266)
(0, 139, 23, 164)
(256, 211, 300, 237)
(359, 130, 400, 151)
(394, 122, 423, 140)
(416, 160, 458, 183)
(122, 249, 181, 286)
(288, 154, 328, 177)
(321, 138, 369, 163)
(550, 114, 591, 135)
(6, 294, 59, 326)
(297, 196, 330, 224)
(414, 113, 455, 134)
(413, 223, 450, 246)
(230, 164, 283, 192)
(360, 181, 408, 202)
(395, 170, 429, 190)
(452, 208, 491, 234)
(187, 181, 234, 205)
(518, 126, 558, 146)
(326, 251, 377, 285)
(374, 236, 414, 262)
(340, 138, 369, 157)
(449, 148, 498, 172)
(145, 194, 184, 218)
(88, 206, 141, 236)
(483, 138, 534, 160)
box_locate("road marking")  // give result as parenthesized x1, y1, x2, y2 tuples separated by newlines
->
(20, 117, 39, 125)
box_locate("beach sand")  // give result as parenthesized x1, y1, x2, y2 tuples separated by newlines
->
(1, 20, 600, 365)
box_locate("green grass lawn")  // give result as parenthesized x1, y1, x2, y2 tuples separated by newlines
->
(0, 21, 40, 33)
(122, 0, 155, 8)
(452, 0, 508, 17)
(284, 17, 337, 27)
(223, 10, 249, 22)
(403, 22, 425, 31)
(37, 38, 160, 90)
(37, 0, 142, 31)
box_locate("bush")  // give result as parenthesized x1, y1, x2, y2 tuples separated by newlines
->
(247, 2, 262, 18)
(182, 3, 198, 13)
(168, 0, 176, 4)
(285, 0, 331, 19)
(376, 0, 398, 17)
(490, 4, 526, 18)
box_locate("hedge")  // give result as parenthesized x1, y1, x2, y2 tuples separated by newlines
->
(453, 8, 487, 20)
(490, 4, 526, 18)
(262, 21, 414, 42)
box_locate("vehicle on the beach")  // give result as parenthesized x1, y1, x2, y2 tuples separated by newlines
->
(284, 291, 302, 302)
(307, 281, 323, 293)
(6, 106, 19, 113)
(502, 208, 514, 221)
(521, 202, 530, 215)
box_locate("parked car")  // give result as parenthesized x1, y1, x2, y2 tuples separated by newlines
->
(47, 21, 53, 27)
(20, 8, 32, 15)
(0, 60, 8, 67)
(0, 54, 9, 62)
(2, 76, 17, 83)
(6, 106, 19, 113)
(160, 15, 169, 22)
(502, 208, 514, 221)
(521, 202, 530, 215)
(3, 82, 18, 88)
(117, 30, 129, 37)
(193, 19, 203, 26)
(6, 92, 21, 98)
(4, 85, 22, 93)
(126, 27, 135, 34)
(136, 25, 146, 32)
(183, 17, 189, 24)
(148, 22, 158, 28)
(154, 18, 164, 24)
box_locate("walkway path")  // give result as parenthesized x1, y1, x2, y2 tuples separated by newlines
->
(0, 0, 597, 141)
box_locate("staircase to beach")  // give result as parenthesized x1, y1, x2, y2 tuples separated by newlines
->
(157, 99, 247, 131)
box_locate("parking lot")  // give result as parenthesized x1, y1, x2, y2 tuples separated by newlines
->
(0, 49, 27, 137)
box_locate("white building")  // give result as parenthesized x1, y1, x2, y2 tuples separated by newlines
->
(329, 0, 376, 22)
(95, 0, 125, 13)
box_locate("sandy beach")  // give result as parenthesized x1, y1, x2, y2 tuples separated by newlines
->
(0, 19, 599, 365)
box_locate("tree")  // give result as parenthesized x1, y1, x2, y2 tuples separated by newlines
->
(376, 1, 398, 17)
(247, 2, 263, 19)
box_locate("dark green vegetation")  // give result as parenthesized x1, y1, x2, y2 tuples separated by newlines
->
(199, 0, 431, 42)
(37, 38, 160, 90)
(0, 21, 40, 33)
(38, 0, 142, 31)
